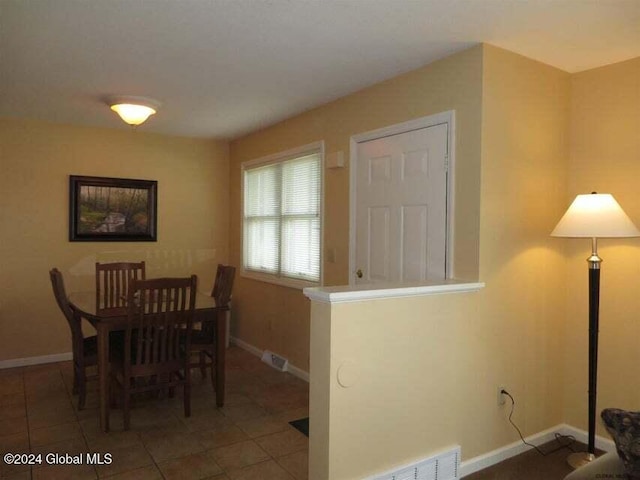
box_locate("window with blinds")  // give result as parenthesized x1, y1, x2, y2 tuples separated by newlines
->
(242, 145, 322, 286)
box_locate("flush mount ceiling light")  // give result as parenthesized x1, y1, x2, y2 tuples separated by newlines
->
(107, 96, 161, 127)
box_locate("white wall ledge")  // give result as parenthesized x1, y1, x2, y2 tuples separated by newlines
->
(303, 279, 485, 304)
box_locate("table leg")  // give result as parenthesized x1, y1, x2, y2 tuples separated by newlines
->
(97, 324, 110, 432)
(215, 308, 226, 407)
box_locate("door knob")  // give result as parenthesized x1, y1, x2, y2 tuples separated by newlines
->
(356, 269, 363, 279)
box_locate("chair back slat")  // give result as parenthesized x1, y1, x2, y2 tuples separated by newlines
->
(96, 261, 146, 310)
(126, 276, 197, 375)
(211, 264, 236, 308)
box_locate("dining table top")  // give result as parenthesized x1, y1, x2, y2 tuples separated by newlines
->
(68, 290, 223, 318)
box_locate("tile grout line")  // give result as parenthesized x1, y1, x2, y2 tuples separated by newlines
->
(6, 349, 309, 480)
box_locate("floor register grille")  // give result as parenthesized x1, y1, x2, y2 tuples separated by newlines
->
(370, 446, 460, 480)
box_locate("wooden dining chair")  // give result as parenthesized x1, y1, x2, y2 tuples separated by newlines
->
(95, 261, 145, 311)
(49, 268, 98, 410)
(190, 264, 235, 388)
(109, 275, 197, 430)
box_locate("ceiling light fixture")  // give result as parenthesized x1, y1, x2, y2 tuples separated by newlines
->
(107, 96, 160, 127)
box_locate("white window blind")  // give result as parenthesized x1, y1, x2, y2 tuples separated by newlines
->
(243, 150, 321, 284)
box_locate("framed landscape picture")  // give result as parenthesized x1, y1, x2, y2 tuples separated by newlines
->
(69, 175, 157, 241)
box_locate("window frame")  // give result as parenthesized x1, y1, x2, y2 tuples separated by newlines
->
(240, 141, 324, 290)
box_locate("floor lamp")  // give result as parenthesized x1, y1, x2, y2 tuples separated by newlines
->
(551, 192, 640, 469)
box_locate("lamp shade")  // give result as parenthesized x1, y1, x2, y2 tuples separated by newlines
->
(551, 193, 640, 238)
(107, 96, 160, 126)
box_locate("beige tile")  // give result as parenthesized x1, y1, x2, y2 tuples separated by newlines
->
(0, 403, 26, 421)
(0, 432, 29, 452)
(254, 383, 309, 414)
(0, 348, 311, 480)
(131, 409, 187, 434)
(0, 416, 28, 436)
(0, 453, 30, 478)
(221, 393, 254, 406)
(277, 451, 308, 480)
(142, 432, 205, 463)
(25, 381, 68, 399)
(136, 415, 191, 441)
(235, 415, 290, 439)
(2, 470, 31, 480)
(0, 375, 23, 396)
(98, 465, 163, 480)
(272, 408, 309, 424)
(85, 430, 143, 452)
(0, 392, 25, 407)
(195, 425, 249, 449)
(158, 451, 224, 480)
(211, 440, 270, 471)
(227, 459, 295, 480)
(95, 443, 154, 478)
(28, 396, 75, 415)
(255, 429, 308, 458)
(31, 438, 89, 456)
(32, 462, 97, 480)
(76, 406, 101, 421)
(219, 403, 267, 422)
(30, 421, 84, 447)
(181, 409, 233, 432)
(28, 406, 78, 430)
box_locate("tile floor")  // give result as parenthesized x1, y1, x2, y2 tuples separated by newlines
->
(0, 346, 309, 480)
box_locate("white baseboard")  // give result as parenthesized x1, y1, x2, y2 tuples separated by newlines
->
(230, 336, 309, 383)
(0, 352, 73, 370)
(459, 423, 615, 477)
(556, 424, 616, 453)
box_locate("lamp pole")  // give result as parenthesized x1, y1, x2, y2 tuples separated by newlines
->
(551, 193, 640, 469)
(587, 237, 601, 460)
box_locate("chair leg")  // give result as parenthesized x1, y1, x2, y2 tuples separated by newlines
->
(184, 370, 191, 418)
(77, 368, 87, 410)
(106, 377, 113, 433)
(123, 380, 131, 431)
(168, 373, 175, 398)
(199, 351, 206, 379)
(72, 364, 79, 395)
(78, 388, 86, 410)
(209, 353, 215, 390)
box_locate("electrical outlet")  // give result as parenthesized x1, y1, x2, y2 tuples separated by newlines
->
(497, 386, 507, 406)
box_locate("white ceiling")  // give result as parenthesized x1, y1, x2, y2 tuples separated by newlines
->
(1, 0, 638, 140)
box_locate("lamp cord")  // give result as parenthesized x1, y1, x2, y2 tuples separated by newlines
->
(502, 390, 577, 455)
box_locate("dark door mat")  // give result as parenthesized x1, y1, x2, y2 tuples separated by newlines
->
(289, 417, 309, 437)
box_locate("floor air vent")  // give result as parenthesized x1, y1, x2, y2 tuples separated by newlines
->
(370, 445, 460, 480)
(261, 350, 289, 372)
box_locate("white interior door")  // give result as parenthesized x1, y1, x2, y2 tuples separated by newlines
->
(354, 122, 449, 284)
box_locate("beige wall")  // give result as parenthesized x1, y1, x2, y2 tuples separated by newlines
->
(3, 41, 637, 480)
(229, 45, 484, 372)
(309, 44, 570, 479)
(563, 57, 640, 434)
(0, 118, 229, 362)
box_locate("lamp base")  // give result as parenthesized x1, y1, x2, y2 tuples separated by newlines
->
(567, 452, 596, 469)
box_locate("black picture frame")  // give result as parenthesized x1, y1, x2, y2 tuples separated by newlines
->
(69, 175, 157, 242)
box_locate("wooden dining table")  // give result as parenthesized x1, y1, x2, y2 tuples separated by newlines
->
(68, 290, 227, 432)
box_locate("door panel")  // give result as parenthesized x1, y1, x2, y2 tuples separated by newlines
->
(355, 123, 448, 284)
(401, 205, 428, 281)
(368, 206, 390, 281)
